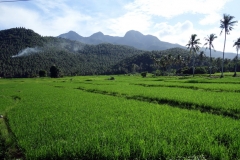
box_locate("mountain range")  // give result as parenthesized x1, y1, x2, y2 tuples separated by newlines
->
(58, 30, 237, 59)
(59, 30, 184, 51)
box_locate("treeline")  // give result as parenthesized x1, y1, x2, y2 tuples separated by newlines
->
(111, 48, 240, 75)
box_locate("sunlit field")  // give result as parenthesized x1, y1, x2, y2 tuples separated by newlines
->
(1, 74, 240, 159)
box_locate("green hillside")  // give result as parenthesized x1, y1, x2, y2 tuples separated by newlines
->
(0, 28, 143, 77)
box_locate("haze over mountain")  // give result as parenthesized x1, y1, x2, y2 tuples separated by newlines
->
(59, 30, 184, 51)
(59, 30, 236, 59)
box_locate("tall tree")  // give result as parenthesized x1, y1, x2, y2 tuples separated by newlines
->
(220, 14, 238, 77)
(186, 34, 201, 77)
(50, 65, 60, 78)
(204, 34, 217, 76)
(214, 57, 222, 72)
(153, 54, 175, 75)
(233, 37, 240, 76)
(176, 54, 185, 70)
(198, 51, 206, 67)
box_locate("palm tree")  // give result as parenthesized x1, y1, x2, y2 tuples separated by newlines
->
(153, 55, 168, 74)
(186, 34, 201, 77)
(204, 34, 217, 76)
(176, 54, 185, 70)
(160, 54, 173, 75)
(220, 14, 238, 77)
(233, 37, 240, 76)
(215, 57, 222, 72)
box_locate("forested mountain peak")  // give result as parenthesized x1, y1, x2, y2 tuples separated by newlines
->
(90, 32, 104, 39)
(0, 27, 41, 37)
(124, 30, 144, 38)
(0, 27, 45, 54)
(58, 30, 83, 41)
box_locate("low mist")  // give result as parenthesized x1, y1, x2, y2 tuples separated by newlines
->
(11, 41, 84, 59)
(12, 47, 42, 58)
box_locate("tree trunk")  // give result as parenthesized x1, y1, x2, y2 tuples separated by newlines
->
(192, 53, 195, 77)
(221, 31, 227, 78)
(209, 47, 212, 76)
(234, 49, 239, 76)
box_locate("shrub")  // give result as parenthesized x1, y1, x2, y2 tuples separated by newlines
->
(177, 67, 207, 75)
(194, 67, 207, 74)
(109, 77, 115, 80)
(50, 66, 61, 78)
(141, 72, 147, 78)
(39, 70, 46, 77)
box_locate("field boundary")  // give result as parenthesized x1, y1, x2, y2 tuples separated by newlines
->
(3, 116, 25, 159)
(133, 83, 240, 93)
(0, 95, 24, 159)
(76, 87, 240, 120)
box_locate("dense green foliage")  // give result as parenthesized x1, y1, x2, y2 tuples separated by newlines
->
(1, 28, 239, 78)
(50, 66, 61, 78)
(112, 48, 239, 75)
(1, 75, 240, 159)
(38, 70, 47, 77)
(112, 48, 188, 74)
(0, 28, 143, 77)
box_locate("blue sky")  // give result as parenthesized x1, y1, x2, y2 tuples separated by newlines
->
(0, 0, 239, 53)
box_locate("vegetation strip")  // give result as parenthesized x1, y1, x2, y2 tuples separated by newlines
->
(0, 96, 23, 159)
(76, 87, 240, 119)
(134, 83, 240, 93)
(2, 116, 24, 159)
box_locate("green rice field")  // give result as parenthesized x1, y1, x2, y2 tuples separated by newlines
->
(1, 74, 240, 159)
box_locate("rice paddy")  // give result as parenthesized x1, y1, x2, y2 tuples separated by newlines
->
(0, 74, 240, 159)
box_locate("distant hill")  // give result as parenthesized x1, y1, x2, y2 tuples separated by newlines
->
(59, 30, 237, 59)
(59, 31, 121, 45)
(58, 30, 185, 51)
(201, 49, 236, 60)
(0, 28, 144, 77)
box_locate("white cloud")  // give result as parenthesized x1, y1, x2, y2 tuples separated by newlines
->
(125, 0, 231, 18)
(150, 20, 238, 53)
(152, 21, 194, 45)
(32, 0, 68, 14)
(0, 5, 41, 29)
(0, 1, 92, 36)
(199, 13, 222, 25)
(154, 21, 193, 36)
(108, 11, 153, 36)
(44, 10, 92, 35)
